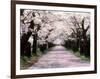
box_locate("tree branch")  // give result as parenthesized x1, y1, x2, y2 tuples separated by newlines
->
(81, 17, 85, 30)
(85, 25, 90, 32)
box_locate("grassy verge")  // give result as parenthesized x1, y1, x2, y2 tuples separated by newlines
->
(66, 48, 90, 61)
(20, 49, 43, 70)
(74, 51, 90, 61)
(20, 55, 39, 70)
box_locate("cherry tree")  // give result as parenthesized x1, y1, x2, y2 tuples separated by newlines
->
(20, 9, 90, 57)
(20, 9, 42, 56)
(68, 13, 90, 55)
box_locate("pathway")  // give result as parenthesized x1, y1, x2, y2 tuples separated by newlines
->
(29, 46, 90, 69)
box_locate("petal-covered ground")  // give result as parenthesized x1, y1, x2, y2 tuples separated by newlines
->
(29, 46, 90, 69)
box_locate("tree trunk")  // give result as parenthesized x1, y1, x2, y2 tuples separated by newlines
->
(24, 42, 31, 58)
(45, 41, 49, 49)
(80, 31, 88, 55)
(21, 31, 32, 56)
(32, 33, 37, 55)
(83, 32, 88, 55)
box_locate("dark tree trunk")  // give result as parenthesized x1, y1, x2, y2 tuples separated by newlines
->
(80, 31, 88, 55)
(32, 33, 37, 55)
(46, 42, 49, 49)
(82, 31, 88, 56)
(21, 31, 32, 56)
(24, 42, 31, 58)
(21, 19, 35, 56)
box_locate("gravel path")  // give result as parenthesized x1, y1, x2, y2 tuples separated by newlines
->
(29, 46, 90, 69)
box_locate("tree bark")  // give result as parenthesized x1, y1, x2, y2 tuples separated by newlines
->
(21, 31, 32, 56)
(32, 33, 37, 55)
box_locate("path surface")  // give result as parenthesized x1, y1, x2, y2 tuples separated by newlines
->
(29, 46, 90, 69)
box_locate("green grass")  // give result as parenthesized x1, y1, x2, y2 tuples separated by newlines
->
(20, 55, 39, 69)
(20, 49, 43, 70)
(65, 48, 90, 61)
(74, 51, 90, 61)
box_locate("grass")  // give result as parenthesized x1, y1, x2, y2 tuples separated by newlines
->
(20, 48, 43, 70)
(74, 51, 90, 61)
(20, 55, 39, 69)
(65, 48, 90, 61)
